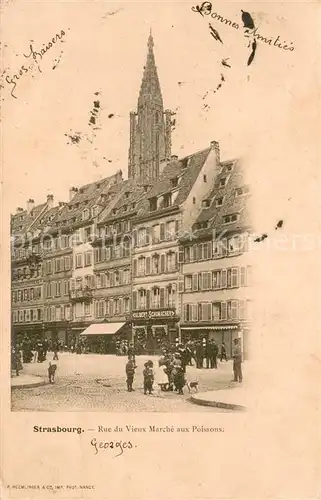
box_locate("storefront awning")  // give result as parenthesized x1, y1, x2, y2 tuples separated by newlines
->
(180, 325, 239, 331)
(80, 322, 126, 336)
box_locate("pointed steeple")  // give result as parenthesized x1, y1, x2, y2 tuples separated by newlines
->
(138, 31, 163, 108)
(128, 32, 172, 182)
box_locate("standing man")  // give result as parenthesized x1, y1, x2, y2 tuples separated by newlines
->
(125, 355, 137, 392)
(212, 340, 218, 369)
(220, 341, 227, 362)
(205, 340, 212, 369)
(232, 338, 243, 382)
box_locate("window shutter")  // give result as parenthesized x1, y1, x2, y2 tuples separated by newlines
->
(61, 257, 65, 270)
(119, 298, 123, 315)
(160, 288, 165, 308)
(206, 241, 212, 259)
(178, 280, 184, 293)
(192, 273, 199, 291)
(160, 254, 165, 273)
(175, 219, 180, 237)
(183, 304, 189, 322)
(221, 269, 227, 288)
(198, 273, 203, 290)
(232, 268, 239, 287)
(174, 252, 178, 269)
(207, 303, 212, 320)
(221, 302, 227, 320)
(146, 289, 151, 309)
(146, 227, 151, 245)
(178, 247, 184, 263)
(231, 300, 238, 320)
(240, 267, 246, 286)
(227, 269, 232, 288)
(133, 259, 138, 277)
(132, 229, 137, 247)
(221, 238, 227, 256)
(146, 256, 151, 275)
(132, 291, 138, 310)
(160, 223, 165, 241)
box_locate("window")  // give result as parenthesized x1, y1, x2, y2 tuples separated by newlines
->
(166, 252, 177, 272)
(203, 174, 207, 183)
(92, 206, 98, 217)
(82, 209, 90, 221)
(76, 254, 83, 268)
(139, 290, 146, 309)
(56, 306, 61, 321)
(84, 227, 92, 243)
(184, 247, 191, 263)
(212, 302, 221, 320)
(185, 275, 192, 291)
(47, 261, 52, 274)
(152, 288, 160, 308)
(223, 214, 238, 224)
(160, 254, 166, 273)
(124, 297, 130, 313)
(149, 197, 157, 211)
(235, 186, 250, 196)
(219, 178, 226, 187)
(193, 197, 196, 204)
(152, 224, 160, 243)
(167, 285, 176, 308)
(84, 251, 92, 267)
(200, 272, 212, 290)
(163, 193, 172, 208)
(114, 299, 120, 315)
(98, 301, 105, 318)
(56, 281, 61, 296)
(192, 274, 198, 292)
(160, 223, 165, 241)
(165, 221, 176, 240)
(216, 197, 224, 207)
(202, 199, 211, 208)
(85, 303, 91, 316)
(227, 300, 238, 320)
(184, 304, 191, 322)
(221, 269, 227, 288)
(191, 304, 198, 322)
(225, 162, 233, 172)
(152, 254, 159, 274)
(212, 271, 221, 289)
(138, 257, 145, 276)
(138, 228, 147, 247)
(231, 268, 239, 287)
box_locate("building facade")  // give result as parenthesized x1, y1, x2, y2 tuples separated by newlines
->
(179, 159, 252, 358)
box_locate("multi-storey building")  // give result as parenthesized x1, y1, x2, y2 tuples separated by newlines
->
(11, 195, 57, 342)
(130, 141, 222, 352)
(178, 159, 252, 358)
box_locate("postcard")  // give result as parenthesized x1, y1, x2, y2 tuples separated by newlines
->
(1, 0, 320, 498)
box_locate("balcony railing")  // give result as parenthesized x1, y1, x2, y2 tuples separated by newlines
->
(69, 287, 93, 303)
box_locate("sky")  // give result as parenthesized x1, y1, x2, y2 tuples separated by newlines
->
(1, 0, 319, 227)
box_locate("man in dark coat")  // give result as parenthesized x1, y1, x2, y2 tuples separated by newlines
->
(232, 338, 243, 382)
(125, 355, 137, 392)
(220, 341, 227, 361)
(205, 341, 212, 369)
(212, 340, 219, 369)
(195, 342, 204, 369)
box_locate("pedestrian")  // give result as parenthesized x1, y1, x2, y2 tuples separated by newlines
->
(220, 341, 227, 362)
(172, 353, 185, 394)
(212, 340, 218, 369)
(125, 355, 137, 392)
(205, 341, 212, 369)
(195, 341, 204, 369)
(127, 343, 136, 364)
(143, 361, 154, 395)
(232, 338, 243, 383)
(52, 340, 59, 360)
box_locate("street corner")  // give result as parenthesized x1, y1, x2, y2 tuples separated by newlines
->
(11, 373, 47, 390)
(190, 387, 248, 411)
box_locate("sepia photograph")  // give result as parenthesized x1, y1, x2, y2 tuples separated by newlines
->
(7, 2, 254, 413)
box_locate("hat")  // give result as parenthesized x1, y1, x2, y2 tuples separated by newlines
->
(233, 338, 239, 343)
(144, 362, 148, 367)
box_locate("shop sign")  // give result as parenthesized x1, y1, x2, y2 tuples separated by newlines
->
(132, 309, 176, 320)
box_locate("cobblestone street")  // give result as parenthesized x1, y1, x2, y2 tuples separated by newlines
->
(11, 353, 238, 412)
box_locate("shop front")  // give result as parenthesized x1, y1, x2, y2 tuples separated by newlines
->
(131, 308, 180, 355)
(180, 322, 249, 360)
(79, 321, 131, 354)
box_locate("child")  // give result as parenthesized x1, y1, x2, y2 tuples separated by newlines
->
(143, 360, 154, 395)
(125, 355, 137, 392)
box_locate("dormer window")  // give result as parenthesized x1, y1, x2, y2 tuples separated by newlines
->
(235, 186, 250, 196)
(82, 208, 89, 220)
(219, 178, 226, 187)
(131, 203, 136, 209)
(92, 206, 98, 217)
(202, 199, 211, 208)
(149, 197, 157, 211)
(79, 188, 84, 194)
(223, 213, 239, 224)
(125, 191, 129, 199)
(225, 163, 234, 172)
(163, 193, 172, 208)
(203, 174, 207, 183)
(123, 205, 128, 212)
(171, 177, 178, 188)
(216, 197, 224, 206)
(112, 209, 117, 215)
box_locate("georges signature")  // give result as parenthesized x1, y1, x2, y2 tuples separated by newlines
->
(1, 29, 67, 99)
(90, 438, 134, 457)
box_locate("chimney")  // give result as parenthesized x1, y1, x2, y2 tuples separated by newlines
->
(171, 155, 178, 161)
(27, 198, 35, 213)
(16, 207, 24, 213)
(210, 140, 220, 165)
(47, 194, 54, 208)
(58, 201, 67, 208)
(69, 186, 78, 201)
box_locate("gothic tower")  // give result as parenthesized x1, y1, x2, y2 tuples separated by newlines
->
(128, 31, 172, 182)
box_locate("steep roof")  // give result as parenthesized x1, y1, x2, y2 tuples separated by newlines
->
(53, 171, 123, 229)
(135, 147, 211, 219)
(11, 203, 47, 235)
(98, 178, 147, 225)
(185, 159, 251, 240)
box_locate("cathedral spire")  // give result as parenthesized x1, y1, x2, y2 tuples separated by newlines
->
(138, 31, 162, 107)
(128, 33, 172, 182)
